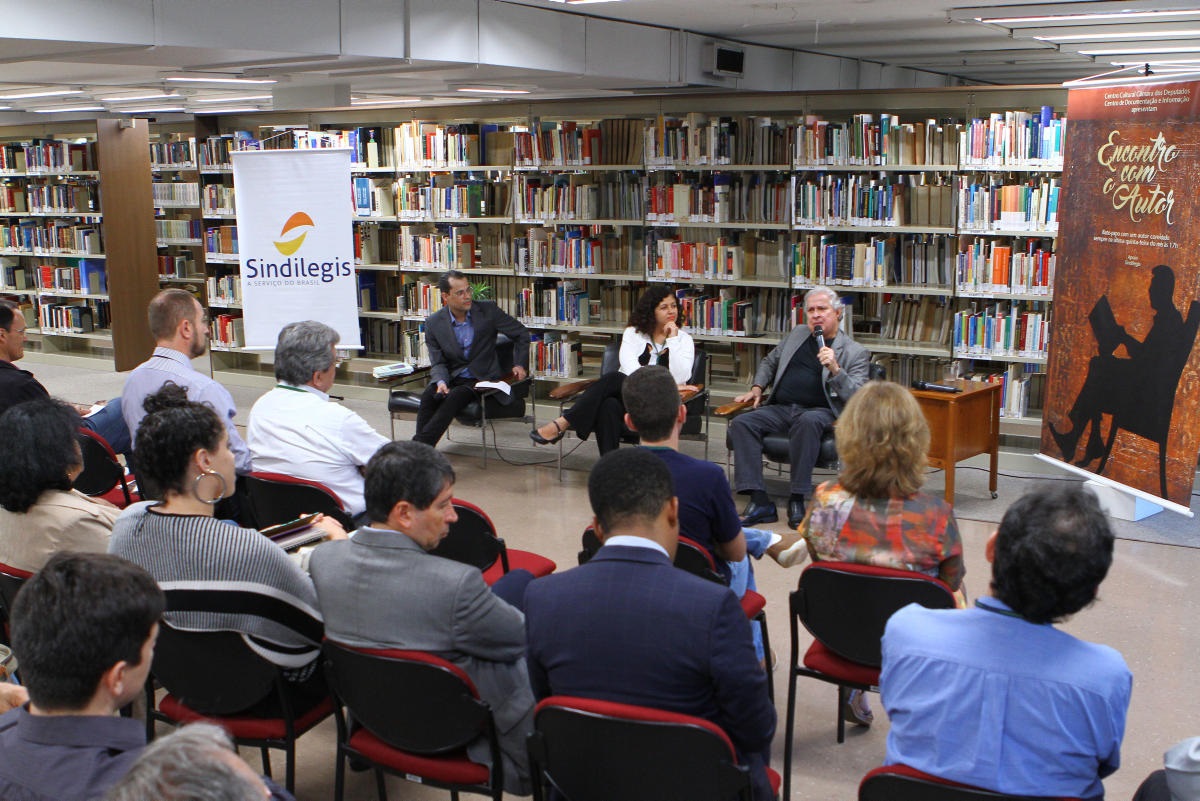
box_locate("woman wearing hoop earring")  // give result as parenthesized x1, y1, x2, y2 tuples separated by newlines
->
(110, 383, 347, 712)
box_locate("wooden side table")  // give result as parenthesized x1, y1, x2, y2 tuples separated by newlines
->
(910, 380, 1001, 503)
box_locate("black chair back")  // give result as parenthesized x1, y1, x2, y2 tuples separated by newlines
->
(528, 696, 753, 801)
(430, 499, 505, 572)
(674, 537, 725, 586)
(860, 765, 1069, 800)
(74, 428, 132, 505)
(793, 562, 957, 668)
(323, 641, 492, 754)
(244, 472, 353, 531)
(0, 564, 30, 646)
(150, 622, 279, 715)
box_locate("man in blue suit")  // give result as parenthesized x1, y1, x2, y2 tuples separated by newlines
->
(524, 448, 776, 801)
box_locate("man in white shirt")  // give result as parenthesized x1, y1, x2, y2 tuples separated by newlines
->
(248, 321, 388, 520)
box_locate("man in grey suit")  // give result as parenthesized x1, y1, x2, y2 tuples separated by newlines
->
(309, 441, 535, 795)
(729, 285, 870, 529)
(413, 270, 531, 446)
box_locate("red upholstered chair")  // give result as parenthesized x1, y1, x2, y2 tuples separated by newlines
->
(431, 499, 556, 586)
(783, 563, 958, 801)
(322, 641, 504, 801)
(859, 764, 1081, 801)
(74, 428, 138, 508)
(676, 536, 774, 702)
(0, 562, 31, 647)
(528, 695, 780, 801)
(144, 622, 333, 793)
(243, 471, 354, 531)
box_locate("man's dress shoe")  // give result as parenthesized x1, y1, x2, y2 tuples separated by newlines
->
(740, 500, 778, 526)
(787, 498, 806, 529)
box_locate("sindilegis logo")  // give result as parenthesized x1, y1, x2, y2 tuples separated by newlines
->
(274, 211, 315, 256)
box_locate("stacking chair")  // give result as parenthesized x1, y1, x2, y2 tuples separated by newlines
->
(676, 536, 773, 701)
(388, 333, 534, 467)
(549, 341, 710, 480)
(323, 641, 504, 801)
(528, 695, 780, 801)
(783, 562, 957, 801)
(859, 764, 1081, 801)
(431, 499, 556, 585)
(0, 562, 31, 647)
(243, 471, 354, 531)
(145, 622, 334, 792)
(74, 428, 137, 507)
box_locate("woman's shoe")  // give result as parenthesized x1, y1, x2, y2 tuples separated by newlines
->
(841, 689, 874, 728)
(530, 419, 566, 445)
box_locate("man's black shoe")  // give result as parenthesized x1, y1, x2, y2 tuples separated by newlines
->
(740, 500, 778, 526)
(787, 498, 806, 529)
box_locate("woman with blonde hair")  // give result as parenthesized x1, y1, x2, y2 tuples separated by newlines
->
(793, 379, 965, 726)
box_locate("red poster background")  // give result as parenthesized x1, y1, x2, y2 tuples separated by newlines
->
(1043, 80, 1200, 506)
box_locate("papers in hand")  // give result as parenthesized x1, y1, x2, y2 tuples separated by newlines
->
(474, 380, 512, 396)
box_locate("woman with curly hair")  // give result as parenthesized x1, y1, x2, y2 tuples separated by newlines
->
(531, 285, 696, 454)
(0, 398, 119, 572)
(109, 383, 346, 712)
(791, 379, 966, 727)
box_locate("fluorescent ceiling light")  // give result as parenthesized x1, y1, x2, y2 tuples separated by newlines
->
(1081, 44, 1200, 54)
(455, 87, 530, 94)
(31, 106, 105, 113)
(548, 0, 623, 3)
(1037, 28, 1200, 41)
(100, 93, 182, 102)
(975, 9, 1200, 23)
(1113, 56, 1200, 64)
(351, 97, 422, 104)
(194, 107, 262, 113)
(0, 106, 10, 111)
(164, 74, 276, 85)
(193, 95, 272, 103)
(0, 89, 82, 100)
(118, 107, 187, 113)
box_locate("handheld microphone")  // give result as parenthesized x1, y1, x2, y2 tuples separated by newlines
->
(911, 380, 962, 393)
(814, 330, 826, 350)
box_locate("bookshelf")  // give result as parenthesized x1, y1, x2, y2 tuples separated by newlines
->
(0, 121, 158, 371)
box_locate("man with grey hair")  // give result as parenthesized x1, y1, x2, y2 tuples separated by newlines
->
(728, 285, 870, 529)
(104, 723, 290, 801)
(247, 320, 388, 520)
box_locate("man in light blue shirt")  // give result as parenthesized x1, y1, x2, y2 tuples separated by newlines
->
(880, 484, 1131, 800)
(120, 289, 251, 473)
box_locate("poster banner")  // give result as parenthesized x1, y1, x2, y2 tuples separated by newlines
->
(1042, 79, 1200, 509)
(232, 149, 362, 350)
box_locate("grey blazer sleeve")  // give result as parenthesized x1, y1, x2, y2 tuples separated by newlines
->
(827, 338, 871, 416)
(488, 304, 530, 373)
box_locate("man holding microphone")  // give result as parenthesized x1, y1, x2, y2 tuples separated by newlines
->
(728, 286, 871, 529)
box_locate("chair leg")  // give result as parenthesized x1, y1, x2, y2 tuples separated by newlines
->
(836, 685, 846, 744)
(756, 611, 774, 703)
(375, 768, 388, 801)
(334, 748, 346, 801)
(783, 664, 798, 801)
(284, 742, 295, 792)
(260, 746, 272, 778)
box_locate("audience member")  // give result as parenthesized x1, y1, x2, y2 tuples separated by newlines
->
(531, 285, 697, 453)
(121, 289, 250, 476)
(0, 300, 129, 451)
(795, 380, 966, 726)
(247, 320, 387, 520)
(0, 399, 119, 573)
(413, 270, 530, 447)
(525, 448, 775, 801)
(1132, 737, 1200, 801)
(0, 551, 164, 801)
(880, 484, 1131, 800)
(109, 385, 345, 714)
(621, 365, 795, 660)
(728, 285, 870, 529)
(310, 440, 535, 794)
(104, 723, 291, 801)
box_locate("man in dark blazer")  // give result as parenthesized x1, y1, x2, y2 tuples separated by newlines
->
(413, 270, 530, 446)
(524, 448, 776, 801)
(729, 284, 870, 528)
(309, 440, 535, 795)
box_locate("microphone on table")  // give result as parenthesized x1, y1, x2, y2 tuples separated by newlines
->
(911, 380, 962, 393)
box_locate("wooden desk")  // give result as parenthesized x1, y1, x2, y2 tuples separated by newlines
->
(910, 380, 1001, 504)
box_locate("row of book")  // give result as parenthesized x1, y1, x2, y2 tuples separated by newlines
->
(153, 181, 200, 205)
(677, 287, 806, 338)
(32, 261, 107, 295)
(396, 175, 511, 220)
(150, 135, 198, 169)
(1, 181, 99, 215)
(512, 227, 643, 276)
(352, 176, 397, 218)
(210, 313, 246, 349)
(398, 280, 447, 317)
(647, 229, 792, 283)
(792, 232, 957, 288)
(397, 225, 479, 270)
(646, 172, 790, 225)
(156, 219, 203, 241)
(959, 109, 1066, 168)
(37, 298, 109, 333)
(360, 317, 427, 363)
(514, 122, 604, 168)
(355, 223, 400, 265)
(794, 175, 955, 228)
(1, 220, 102, 254)
(158, 254, 196, 279)
(955, 236, 1055, 296)
(0, 141, 95, 174)
(207, 274, 242, 305)
(205, 226, 239, 255)
(795, 115, 962, 168)
(197, 132, 258, 169)
(952, 302, 1051, 358)
(644, 115, 795, 167)
(355, 272, 402, 313)
(876, 295, 953, 346)
(957, 178, 1060, 233)
(202, 184, 236, 215)
(530, 331, 583, 377)
(512, 172, 644, 222)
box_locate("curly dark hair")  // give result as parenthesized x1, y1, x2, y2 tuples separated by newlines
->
(134, 383, 225, 497)
(0, 398, 82, 513)
(626, 285, 682, 337)
(991, 484, 1115, 624)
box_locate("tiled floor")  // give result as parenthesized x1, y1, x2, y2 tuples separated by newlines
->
(31, 359, 1200, 801)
